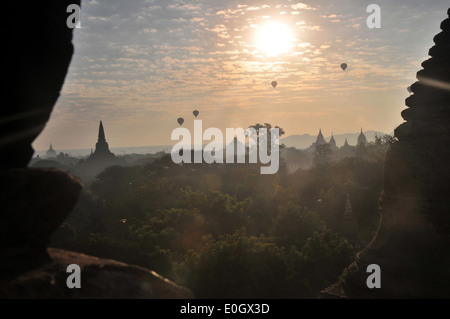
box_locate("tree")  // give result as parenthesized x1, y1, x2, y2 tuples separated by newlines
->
(273, 201, 325, 249)
(174, 229, 294, 298)
(365, 133, 397, 161)
(313, 143, 332, 166)
(248, 123, 286, 154)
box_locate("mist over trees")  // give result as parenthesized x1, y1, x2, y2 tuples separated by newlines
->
(50, 134, 394, 298)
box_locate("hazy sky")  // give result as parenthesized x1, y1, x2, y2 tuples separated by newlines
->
(33, 0, 448, 151)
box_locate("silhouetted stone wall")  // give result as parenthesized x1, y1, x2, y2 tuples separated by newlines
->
(0, 1, 193, 299)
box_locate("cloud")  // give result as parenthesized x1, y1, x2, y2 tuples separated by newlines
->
(290, 3, 316, 10)
(32, 0, 450, 150)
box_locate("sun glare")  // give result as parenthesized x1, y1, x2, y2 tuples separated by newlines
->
(255, 22, 295, 57)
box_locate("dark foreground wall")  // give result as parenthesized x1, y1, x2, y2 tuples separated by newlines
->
(0, 1, 193, 298)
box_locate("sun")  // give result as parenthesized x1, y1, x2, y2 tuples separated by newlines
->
(255, 22, 295, 57)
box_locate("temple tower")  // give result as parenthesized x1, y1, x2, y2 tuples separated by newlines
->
(91, 121, 114, 160)
(357, 128, 367, 146)
(339, 194, 359, 246)
(329, 134, 337, 150)
(46, 144, 56, 158)
(342, 138, 350, 149)
(315, 129, 327, 145)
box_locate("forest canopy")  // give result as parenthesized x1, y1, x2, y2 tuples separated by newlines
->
(50, 135, 392, 298)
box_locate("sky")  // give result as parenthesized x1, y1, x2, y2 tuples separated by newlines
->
(33, 0, 449, 151)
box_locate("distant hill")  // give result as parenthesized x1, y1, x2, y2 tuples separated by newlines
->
(281, 131, 387, 150)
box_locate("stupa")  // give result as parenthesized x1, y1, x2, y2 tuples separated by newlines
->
(323, 8, 450, 298)
(329, 134, 338, 150)
(356, 128, 367, 146)
(90, 121, 115, 160)
(339, 194, 359, 247)
(315, 129, 327, 145)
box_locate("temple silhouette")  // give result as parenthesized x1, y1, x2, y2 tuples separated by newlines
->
(357, 128, 367, 146)
(46, 143, 56, 158)
(73, 121, 122, 180)
(89, 121, 115, 161)
(308, 128, 368, 151)
(339, 194, 359, 247)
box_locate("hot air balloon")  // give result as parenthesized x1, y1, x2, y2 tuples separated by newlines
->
(340, 63, 348, 71)
(193, 110, 199, 118)
(407, 86, 412, 94)
(177, 117, 184, 126)
(271, 81, 277, 88)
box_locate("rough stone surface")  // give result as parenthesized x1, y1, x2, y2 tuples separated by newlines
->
(0, 168, 83, 279)
(0, 248, 194, 299)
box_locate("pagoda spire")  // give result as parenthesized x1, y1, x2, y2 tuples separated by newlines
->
(357, 128, 367, 146)
(339, 194, 359, 245)
(46, 143, 56, 157)
(343, 194, 355, 219)
(91, 120, 114, 159)
(98, 120, 106, 142)
(329, 132, 337, 149)
(316, 128, 326, 145)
